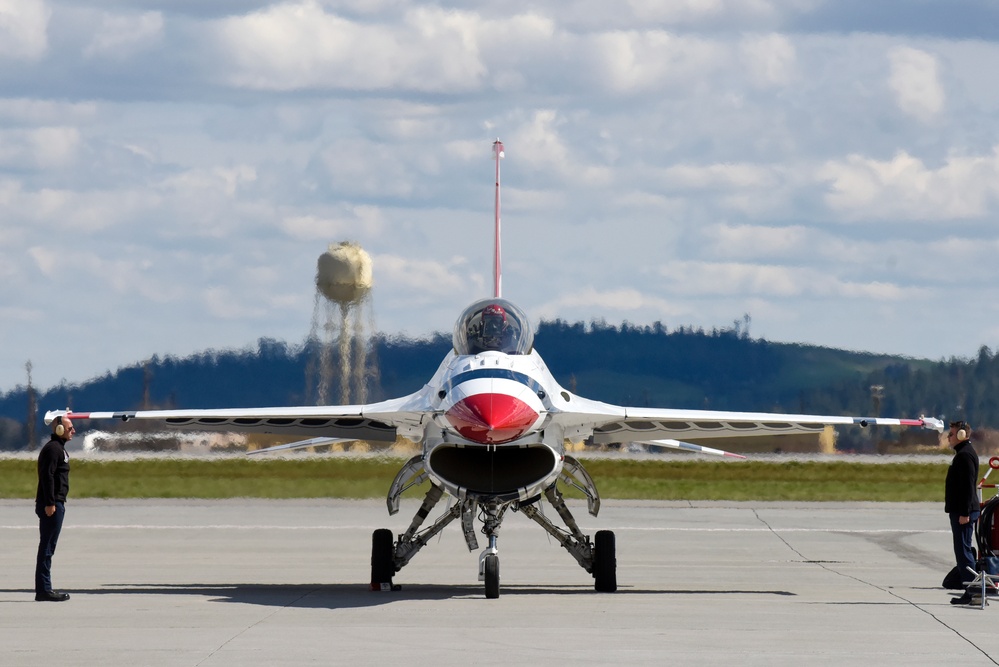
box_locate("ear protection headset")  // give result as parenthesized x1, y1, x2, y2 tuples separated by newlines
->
(53, 416, 64, 437)
(950, 421, 969, 441)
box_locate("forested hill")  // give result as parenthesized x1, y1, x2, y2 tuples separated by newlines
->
(0, 319, 994, 449)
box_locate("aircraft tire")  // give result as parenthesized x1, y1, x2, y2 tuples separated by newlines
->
(371, 528, 395, 587)
(593, 530, 617, 592)
(484, 554, 500, 599)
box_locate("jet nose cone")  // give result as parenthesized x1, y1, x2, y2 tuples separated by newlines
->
(445, 393, 539, 444)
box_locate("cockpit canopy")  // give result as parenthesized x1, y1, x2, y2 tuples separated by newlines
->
(453, 298, 534, 355)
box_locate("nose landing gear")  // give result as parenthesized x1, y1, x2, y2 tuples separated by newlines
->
(480, 545, 500, 599)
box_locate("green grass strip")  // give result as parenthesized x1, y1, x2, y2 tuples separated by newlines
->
(0, 458, 965, 502)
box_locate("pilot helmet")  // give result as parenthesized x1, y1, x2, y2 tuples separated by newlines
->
(482, 304, 507, 338)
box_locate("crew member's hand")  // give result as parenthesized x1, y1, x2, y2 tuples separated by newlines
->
(959, 515, 970, 525)
(45, 505, 55, 517)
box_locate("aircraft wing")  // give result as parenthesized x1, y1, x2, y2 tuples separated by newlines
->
(552, 394, 944, 444)
(45, 389, 435, 443)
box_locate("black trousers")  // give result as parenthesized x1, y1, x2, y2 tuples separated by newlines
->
(35, 502, 65, 593)
(950, 510, 980, 581)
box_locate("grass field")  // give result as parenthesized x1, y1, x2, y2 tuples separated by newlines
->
(0, 457, 975, 503)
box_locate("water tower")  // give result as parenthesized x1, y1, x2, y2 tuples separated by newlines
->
(309, 241, 374, 405)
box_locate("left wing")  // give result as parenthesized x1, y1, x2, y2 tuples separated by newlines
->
(45, 388, 435, 443)
(552, 394, 944, 444)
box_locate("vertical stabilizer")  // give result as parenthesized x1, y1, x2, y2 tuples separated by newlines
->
(492, 139, 504, 298)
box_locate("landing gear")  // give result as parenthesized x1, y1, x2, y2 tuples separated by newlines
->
(370, 528, 396, 590)
(476, 503, 505, 599)
(515, 472, 617, 593)
(483, 554, 500, 599)
(379, 454, 614, 597)
(593, 530, 617, 592)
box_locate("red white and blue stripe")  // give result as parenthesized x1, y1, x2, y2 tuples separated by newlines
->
(442, 368, 546, 444)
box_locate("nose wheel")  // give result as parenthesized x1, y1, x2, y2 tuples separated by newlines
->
(482, 553, 500, 598)
(479, 535, 501, 599)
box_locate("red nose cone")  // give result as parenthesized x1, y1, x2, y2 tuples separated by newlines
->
(445, 393, 538, 444)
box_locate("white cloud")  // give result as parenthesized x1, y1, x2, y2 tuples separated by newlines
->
(83, 11, 164, 59)
(215, 2, 487, 92)
(0, 305, 42, 324)
(0, 127, 80, 169)
(0, 99, 97, 124)
(888, 46, 944, 122)
(536, 287, 682, 318)
(29, 246, 181, 303)
(0, 0, 50, 60)
(626, 0, 729, 22)
(662, 162, 780, 189)
(657, 260, 928, 301)
(586, 30, 727, 93)
(740, 33, 796, 87)
(160, 165, 256, 199)
(373, 254, 482, 299)
(28, 246, 60, 278)
(551, 0, 783, 30)
(818, 148, 999, 220)
(281, 206, 385, 241)
(506, 110, 613, 186)
(203, 285, 267, 319)
(4, 180, 158, 233)
(701, 222, 811, 258)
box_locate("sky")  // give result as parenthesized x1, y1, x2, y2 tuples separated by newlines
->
(3, 0, 999, 391)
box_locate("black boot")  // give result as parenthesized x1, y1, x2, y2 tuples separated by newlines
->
(950, 590, 974, 605)
(35, 590, 70, 602)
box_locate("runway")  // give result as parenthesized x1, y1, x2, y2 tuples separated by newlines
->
(1, 499, 996, 666)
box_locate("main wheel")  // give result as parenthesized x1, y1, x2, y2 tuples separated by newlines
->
(593, 530, 617, 592)
(371, 528, 395, 588)
(484, 554, 500, 599)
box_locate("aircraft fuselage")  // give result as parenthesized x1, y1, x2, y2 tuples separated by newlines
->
(422, 349, 568, 503)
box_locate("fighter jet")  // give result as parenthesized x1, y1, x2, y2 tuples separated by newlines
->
(46, 140, 944, 598)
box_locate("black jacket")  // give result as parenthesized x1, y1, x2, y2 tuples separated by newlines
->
(36, 437, 70, 506)
(945, 439, 980, 516)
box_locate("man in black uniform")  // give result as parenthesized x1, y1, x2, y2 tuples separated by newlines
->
(945, 420, 980, 604)
(35, 415, 73, 602)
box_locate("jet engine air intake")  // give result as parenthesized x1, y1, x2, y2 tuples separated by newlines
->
(427, 444, 557, 497)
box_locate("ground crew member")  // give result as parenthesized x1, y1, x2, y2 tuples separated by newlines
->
(946, 420, 980, 604)
(35, 415, 73, 602)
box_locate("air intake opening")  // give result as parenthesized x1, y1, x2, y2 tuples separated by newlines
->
(428, 445, 557, 495)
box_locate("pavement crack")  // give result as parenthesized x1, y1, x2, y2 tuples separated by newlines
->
(196, 586, 321, 666)
(752, 509, 998, 666)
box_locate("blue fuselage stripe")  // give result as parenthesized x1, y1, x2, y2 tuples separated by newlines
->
(446, 368, 544, 395)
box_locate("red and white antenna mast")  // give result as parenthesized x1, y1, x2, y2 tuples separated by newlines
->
(492, 138, 504, 298)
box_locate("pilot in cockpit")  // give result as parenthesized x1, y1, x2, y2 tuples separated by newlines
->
(455, 298, 532, 356)
(480, 304, 509, 348)
(467, 303, 517, 352)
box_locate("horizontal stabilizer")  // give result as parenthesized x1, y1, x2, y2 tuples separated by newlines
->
(638, 439, 747, 459)
(247, 437, 355, 455)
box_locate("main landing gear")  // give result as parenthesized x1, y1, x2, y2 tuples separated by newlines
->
(370, 455, 616, 598)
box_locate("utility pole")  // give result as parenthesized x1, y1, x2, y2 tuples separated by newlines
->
(25, 361, 36, 449)
(870, 384, 885, 451)
(143, 359, 152, 410)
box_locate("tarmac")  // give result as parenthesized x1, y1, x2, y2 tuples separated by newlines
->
(1, 498, 997, 666)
